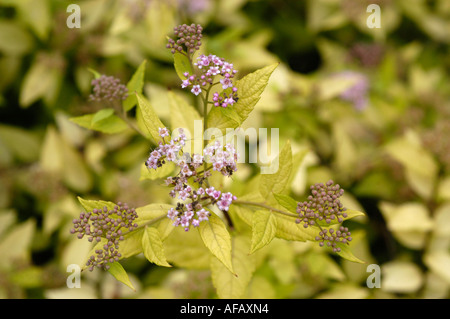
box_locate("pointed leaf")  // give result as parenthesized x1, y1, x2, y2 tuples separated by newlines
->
(134, 203, 173, 226)
(260, 140, 292, 197)
(77, 197, 117, 213)
(274, 193, 298, 213)
(91, 108, 115, 124)
(142, 226, 171, 267)
(123, 60, 147, 111)
(107, 262, 136, 291)
(87, 68, 101, 79)
(168, 91, 201, 131)
(206, 63, 278, 132)
(70, 111, 129, 134)
(140, 162, 175, 181)
(335, 242, 366, 264)
(173, 52, 193, 80)
(164, 226, 211, 269)
(198, 212, 234, 274)
(117, 228, 144, 259)
(250, 210, 277, 254)
(211, 236, 255, 299)
(233, 63, 278, 123)
(274, 213, 316, 241)
(136, 93, 165, 142)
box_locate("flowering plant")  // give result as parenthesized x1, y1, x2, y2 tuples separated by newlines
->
(69, 24, 365, 297)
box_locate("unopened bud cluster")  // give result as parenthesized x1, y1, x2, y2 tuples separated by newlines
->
(296, 180, 348, 228)
(70, 202, 139, 271)
(166, 24, 203, 55)
(89, 75, 129, 102)
(146, 127, 238, 231)
(315, 226, 352, 253)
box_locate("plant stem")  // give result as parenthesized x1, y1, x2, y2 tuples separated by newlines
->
(222, 210, 235, 231)
(120, 213, 167, 237)
(233, 200, 299, 218)
(202, 85, 213, 188)
(111, 101, 146, 137)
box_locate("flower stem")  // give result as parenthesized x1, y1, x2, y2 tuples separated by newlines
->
(233, 200, 299, 218)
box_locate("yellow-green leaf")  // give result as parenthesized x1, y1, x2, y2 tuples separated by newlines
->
(168, 90, 203, 151)
(77, 197, 117, 213)
(211, 236, 255, 299)
(20, 59, 60, 107)
(136, 93, 165, 142)
(107, 262, 136, 291)
(164, 225, 211, 269)
(198, 212, 234, 274)
(142, 226, 171, 267)
(40, 127, 92, 192)
(118, 228, 144, 259)
(274, 213, 316, 241)
(335, 242, 366, 264)
(273, 193, 298, 214)
(70, 110, 129, 134)
(250, 210, 277, 254)
(259, 140, 292, 197)
(173, 52, 193, 80)
(0, 219, 35, 268)
(140, 162, 175, 181)
(206, 63, 278, 132)
(134, 204, 173, 227)
(123, 60, 147, 111)
(233, 63, 279, 123)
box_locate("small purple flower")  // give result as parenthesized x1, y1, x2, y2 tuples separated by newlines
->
(191, 85, 202, 96)
(192, 219, 200, 227)
(220, 77, 233, 90)
(197, 209, 209, 222)
(159, 127, 170, 137)
(181, 79, 190, 88)
(167, 208, 177, 220)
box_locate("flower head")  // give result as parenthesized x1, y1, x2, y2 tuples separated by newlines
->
(71, 202, 139, 271)
(166, 23, 203, 55)
(89, 75, 128, 102)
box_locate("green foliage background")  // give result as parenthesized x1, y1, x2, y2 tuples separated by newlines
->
(0, 0, 449, 299)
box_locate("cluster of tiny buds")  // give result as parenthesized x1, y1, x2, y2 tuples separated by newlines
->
(70, 202, 139, 271)
(89, 75, 129, 102)
(296, 180, 348, 228)
(315, 226, 352, 253)
(166, 24, 203, 55)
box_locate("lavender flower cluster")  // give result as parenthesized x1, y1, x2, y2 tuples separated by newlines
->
(296, 180, 348, 228)
(145, 127, 238, 231)
(167, 24, 239, 108)
(89, 75, 129, 102)
(70, 202, 139, 271)
(181, 54, 239, 108)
